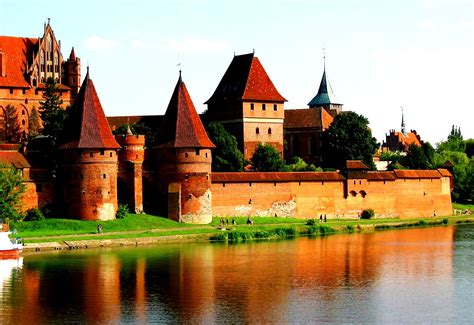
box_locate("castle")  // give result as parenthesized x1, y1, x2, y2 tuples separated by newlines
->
(0, 25, 453, 222)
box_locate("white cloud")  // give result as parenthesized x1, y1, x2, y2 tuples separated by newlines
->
(164, 37, 232, 54)
(84, 36, 121, 50)
(129, 39, 146, 49)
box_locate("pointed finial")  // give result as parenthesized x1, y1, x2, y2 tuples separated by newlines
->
(253, 48, 255, 54)
(401, 106, 407, 136)
(47, 18, 51, 25)
(86, 65, 90, 79)
(323, 47, 326, 70)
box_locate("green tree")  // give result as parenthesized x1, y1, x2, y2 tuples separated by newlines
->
(112, 123, 156, 147)
(39, 77, 68, 145)
(322, 112, 378, 169)
(438, 125, 465, 152)
(250, 143, 286, 172)
(0, 163, 26, 222)
(287, 156, 321, 171)
(464, 138, 474, 158)
(206, 122, 244, 172)
(3, 104, 21, 143)
(28, 108, 41, 139)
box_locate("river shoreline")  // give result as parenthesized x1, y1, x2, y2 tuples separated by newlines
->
(21, 216, 474, 254)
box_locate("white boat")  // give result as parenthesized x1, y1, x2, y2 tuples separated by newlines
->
(0, 225, 22, 258)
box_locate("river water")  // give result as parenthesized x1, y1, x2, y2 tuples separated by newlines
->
(0, 225, 473, 324)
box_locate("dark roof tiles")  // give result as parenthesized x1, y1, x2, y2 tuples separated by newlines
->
(59, 72, 120, 149)
(156, 74, 215, 149)
(284, 107, 334, 129)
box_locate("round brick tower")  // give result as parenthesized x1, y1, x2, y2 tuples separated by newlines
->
(154, 72, 215, 224)
(115, 125, 145, 213)
(58, 70, 121, 220)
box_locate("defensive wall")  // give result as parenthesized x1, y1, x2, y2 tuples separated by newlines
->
(211, 169, 452, 219)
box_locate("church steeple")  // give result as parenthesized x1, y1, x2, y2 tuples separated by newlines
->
(308, 59, 343, 115)
(401, 107, 407, 136)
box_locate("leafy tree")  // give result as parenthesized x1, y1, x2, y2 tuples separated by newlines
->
(3, 104, 21, 143)
(0, 163, 26, 222)
(39, 77, 68, 145)
(250, 143, 286, 172)
(206, 122, 244, 172)
(380, 151, 404, 163)
(438, 125, 465, 152)
(112, 123, 156, 147)
(464, 138, 474, 158)
(287, 157, 321, 171)
(28, 108, 41, 139)
(322, 112, 378, 169)
(403, 142, 436, 169)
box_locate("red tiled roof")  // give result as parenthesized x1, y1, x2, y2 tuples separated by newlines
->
(393, 169, 442, 179)
(346, 160, 369, 170)
(205, 53, 286, 104)
(366, 171, 396, 180)
(0, 151, 30, 168)
(437, 168, 452, 177)
(395, 131, 422, 147)
(0, 36, 38, 88)
(59, 72, 120, 149)
(212, 171, 344, 183)
(156, 74, 215, 148)
(284, 107, 334, 129)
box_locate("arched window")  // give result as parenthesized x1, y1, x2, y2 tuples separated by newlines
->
(256, 127, 260, 134)
(359, 190, 367, 198)
(349, 190, 357, 197)
(268, 128, 272, 135)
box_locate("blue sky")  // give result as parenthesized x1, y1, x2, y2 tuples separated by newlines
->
(1, 0, 472, 143)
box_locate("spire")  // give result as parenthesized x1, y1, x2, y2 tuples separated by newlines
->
(156, 73, 215, 148)
(308, 62, 341, 108)
(59, 71, 120, 149)
(401, 107, 407, 136)
(69, 47, 76, 60)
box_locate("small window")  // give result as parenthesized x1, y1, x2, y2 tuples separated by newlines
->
(185, 152, 188, 158)
(273, 104, 277, 111)
(256, 127, 260, 135)
(359, 190, 367, 198)
(22, 120, 26, 126)
(110, 152, 113, 157)
(205, 152, 208, 158)
(223, 183, 226, 187)
(268, 128, 272, 135)
(262, 103, 266, 111)
(350, 190, 357, 197)
(22, 110, 25, 115)
(249, 182, 252, 187)
(25, 99, 28, 104)
(185, 174, 189, 181)
(100, 149, 105, 156)
(195, 149, 200, 156)
(103, 174, 106, 179)
(89, 152, 93, 157)
(36, 184, 43, 193)
(250, 103, 254, 110)
(35, 89, 39, 95)
(9, 88, 13, 94)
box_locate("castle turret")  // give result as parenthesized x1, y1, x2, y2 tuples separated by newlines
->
(58, 69, 121, 220)
(62, 47, 81, 98)
(115, 125, 145, 213)
(154, 72, 215, 224)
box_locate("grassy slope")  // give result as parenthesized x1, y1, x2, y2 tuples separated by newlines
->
(13, 203, 474, 244)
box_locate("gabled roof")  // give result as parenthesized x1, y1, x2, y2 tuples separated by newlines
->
(284, 107, 334, 129)
(308, 69, 341, 107)
(0, 36, 38, 88)
(393, 131, 422, 147)
(59, 71, 120, 149)
(156, 73, 215, 149)
(205, 53, 286, 104)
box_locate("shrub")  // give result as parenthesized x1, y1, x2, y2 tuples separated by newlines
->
(306, 219, 316, 226)
(347, 225, 354, 233)
(24, 208, 45, 221)
(418, 220, 427, 226)
(442, 218, 449, 225)
(361, 209, 375, 219)
(116, 204, 129, 219)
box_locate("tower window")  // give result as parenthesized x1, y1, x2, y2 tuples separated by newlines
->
(250, 103, 254, 110)
(185, 174, 189, 181)
(22, 110, 25, 115)
(22, 120, 26, 126)
(103, 174, 106, 179)
(256, 127, 260, 135)
(273, 104, 277, 111)
(268, 128, 272, 135)
(22, 89, 26, 95)
(90, 152, 93, 157)
(185, 152, 188, 158)
(195, 149, 200, 156)
(25, 99, 28, 104)
(262, 104, 266, 111)
(100, 149, 105, 156)
(9, 88, 13, 94)
(110, 152, 113, 157)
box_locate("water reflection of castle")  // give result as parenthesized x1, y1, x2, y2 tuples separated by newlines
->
(0, 227, 456, 323)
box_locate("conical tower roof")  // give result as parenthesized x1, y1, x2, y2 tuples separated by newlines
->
(308, 68, 341, 107)
(59, 70, 120, 149)
(156, 73, 215, 149)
